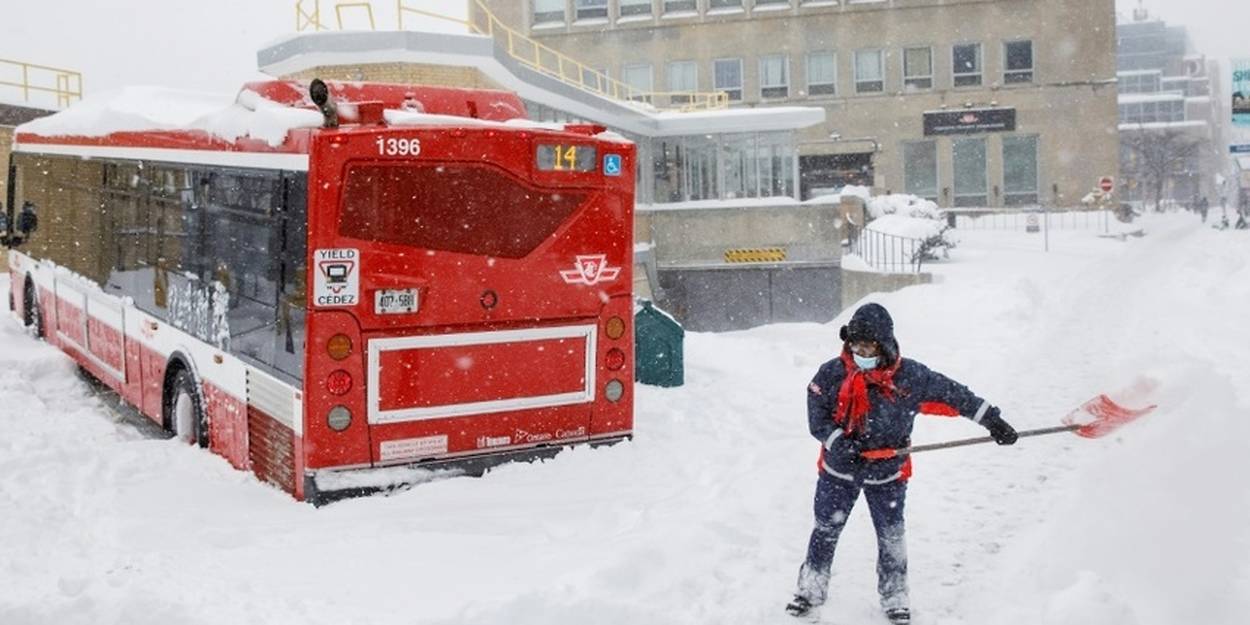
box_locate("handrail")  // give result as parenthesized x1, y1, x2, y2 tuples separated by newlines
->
(292, 0, 729, 112)
(0, 57, 83, 109)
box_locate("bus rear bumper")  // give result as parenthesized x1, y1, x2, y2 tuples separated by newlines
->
(303, 434, 631, 506)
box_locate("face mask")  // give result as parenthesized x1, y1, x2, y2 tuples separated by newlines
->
(854, 354, 880, 370)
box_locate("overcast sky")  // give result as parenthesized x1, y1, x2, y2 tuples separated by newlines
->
(0, 0, 1245, 107)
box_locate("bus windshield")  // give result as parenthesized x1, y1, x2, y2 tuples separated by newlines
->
(339, 162, 588, 258)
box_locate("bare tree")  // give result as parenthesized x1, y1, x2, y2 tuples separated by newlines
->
(1121, 128, 1203, 212)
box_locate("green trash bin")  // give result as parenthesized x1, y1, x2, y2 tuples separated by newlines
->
(634, 300, 684, 387)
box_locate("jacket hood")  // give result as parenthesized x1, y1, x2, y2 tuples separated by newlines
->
(840, 302, 900, 363)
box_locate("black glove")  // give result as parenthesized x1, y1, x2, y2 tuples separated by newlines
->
(982, 407, 1018, 446)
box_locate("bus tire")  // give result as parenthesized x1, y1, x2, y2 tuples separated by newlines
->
(23, 278, 44, 338)
(166, 367, 208, 448)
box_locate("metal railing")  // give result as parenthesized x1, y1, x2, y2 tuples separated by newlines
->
(846, 225, 926, 274)
(293, 0, 729, 112)
(0, 58, 83, 109)
(946, 208, 1113, 232)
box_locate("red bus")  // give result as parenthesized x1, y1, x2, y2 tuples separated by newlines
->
(3, 79, 635, 503)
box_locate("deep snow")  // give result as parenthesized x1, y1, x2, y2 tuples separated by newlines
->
(1, 213, 1248, 625)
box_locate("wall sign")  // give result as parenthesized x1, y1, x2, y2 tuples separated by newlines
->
(924, 108, 1017, 136)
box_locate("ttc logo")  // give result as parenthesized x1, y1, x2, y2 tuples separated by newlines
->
(560, 254, 621, 286)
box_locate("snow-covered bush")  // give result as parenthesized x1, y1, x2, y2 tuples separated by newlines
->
(866, 194, 941, 221)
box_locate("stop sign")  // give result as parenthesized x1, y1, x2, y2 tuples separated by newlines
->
(1099, 176, 1114, 193)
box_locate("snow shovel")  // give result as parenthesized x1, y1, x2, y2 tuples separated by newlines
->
(859, 394, 1158, 460)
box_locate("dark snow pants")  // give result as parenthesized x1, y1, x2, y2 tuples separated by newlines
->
(796, 471, 909, 610)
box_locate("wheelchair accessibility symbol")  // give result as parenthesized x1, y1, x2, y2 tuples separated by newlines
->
(604, 154, 622, 176)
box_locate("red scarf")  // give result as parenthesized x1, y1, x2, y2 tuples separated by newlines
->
(834, 349, 900, 435)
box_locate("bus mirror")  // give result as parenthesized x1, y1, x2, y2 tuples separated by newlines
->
(309, 78, 338, 129)
(16, 201, 38, 237)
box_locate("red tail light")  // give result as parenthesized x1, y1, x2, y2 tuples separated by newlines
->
(605, 347, 626, 371)
(327, 369, 353, 396)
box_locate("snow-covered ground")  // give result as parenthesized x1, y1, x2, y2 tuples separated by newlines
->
(2, 213, 1248, 625)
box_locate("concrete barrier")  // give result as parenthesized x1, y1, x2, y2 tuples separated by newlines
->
(840, 269, 933, 310)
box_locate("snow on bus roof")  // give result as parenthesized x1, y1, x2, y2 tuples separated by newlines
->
(16, 85, 323, 147)
(16, 84, 623, 148)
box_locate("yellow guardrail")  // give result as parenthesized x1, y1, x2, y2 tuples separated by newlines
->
(0, 58, 83, 109)
(294, 0, 729, 112)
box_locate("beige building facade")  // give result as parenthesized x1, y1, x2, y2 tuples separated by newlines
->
(479, 0, 1120, 207)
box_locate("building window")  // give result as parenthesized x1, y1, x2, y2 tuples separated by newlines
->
(664, 0, 696, 14)
(854, 49, 884, 93)
(806, 52, 836, 96)
(754, 0, 790, 6)
(953, 43, 982, 87)
(714, 58, 744, 101)
(952, 138, 987, 206)
(619, 0, 652, 17)
(903, 46, 932, 91)
(1005, 40, 1034, 84)
(667, 61, 698, 103)
(533, 0, 565, 24)
(622, 63, 653, 102)
(1003, 135, 1039, 206)
(903, 141, 938, 201)
(760, 55, 789, 99)
(709, 0, 743, 9)
(574, 0, 608, 20)
(1120, 99, 1184, 124)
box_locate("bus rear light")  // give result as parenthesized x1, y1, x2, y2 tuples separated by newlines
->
(605, 379, 625, 402)
(605, 316, 626, 340)
(605, 348, 626, 371)
(328, 334, 353, 360)
(327, 406, 352, 431)
(326, 370, 353, 396)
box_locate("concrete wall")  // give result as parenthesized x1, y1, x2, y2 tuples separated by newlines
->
(638, 200, 842, 330)
(841, 268, 933, 310)
(657, 264, 840, 331)
(482, 0, 1120, 207)
(644, 201, 841, 267)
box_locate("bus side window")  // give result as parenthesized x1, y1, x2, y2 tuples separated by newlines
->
(274, 173, 307, 380)
(200, 169, 282, 368)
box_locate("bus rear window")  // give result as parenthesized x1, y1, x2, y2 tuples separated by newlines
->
(339, 163, 587, 258)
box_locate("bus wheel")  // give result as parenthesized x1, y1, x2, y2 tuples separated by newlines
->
(23, 279, 43, 338)
(166, 368, 208, 448)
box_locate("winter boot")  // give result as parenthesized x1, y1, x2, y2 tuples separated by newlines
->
(884, 607, 911, 624)
(785, 595, 817, 619)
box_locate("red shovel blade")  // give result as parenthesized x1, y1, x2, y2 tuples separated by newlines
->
(1061, 394, 1157, 438)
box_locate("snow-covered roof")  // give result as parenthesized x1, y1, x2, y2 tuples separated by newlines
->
(16, 86, 322, 147)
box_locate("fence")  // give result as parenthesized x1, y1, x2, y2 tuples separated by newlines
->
(947, 208, 1113, 232)
(0, 58, 83, 109)
(846, 225, 925, 274)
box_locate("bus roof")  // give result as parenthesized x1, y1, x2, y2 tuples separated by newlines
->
(11, 80, 607, 161)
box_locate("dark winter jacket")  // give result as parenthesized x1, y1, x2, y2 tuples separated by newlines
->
(808, 303, 993, 484)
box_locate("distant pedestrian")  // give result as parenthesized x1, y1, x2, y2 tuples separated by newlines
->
(1198, 196, 1210, 223)
(785, 303, 1018, 625)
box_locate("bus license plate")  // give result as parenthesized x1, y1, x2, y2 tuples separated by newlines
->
(375, 289, 418, 315)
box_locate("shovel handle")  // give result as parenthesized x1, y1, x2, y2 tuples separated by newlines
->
(861, 424, 1081, 460)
